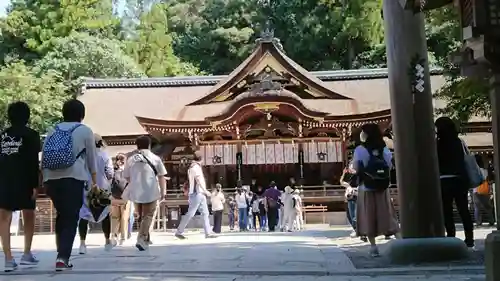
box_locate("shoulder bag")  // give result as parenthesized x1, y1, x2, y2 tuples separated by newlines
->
(461, 139, 485, 188)
(140, 152, 158, 176)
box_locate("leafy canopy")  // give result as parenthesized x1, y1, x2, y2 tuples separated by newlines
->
(0, 61, 68, 132)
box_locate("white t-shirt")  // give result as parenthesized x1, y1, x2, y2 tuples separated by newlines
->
(235, 193, 249, 208)
(123, 149, 167, 203)
(211, 191, 225, 211)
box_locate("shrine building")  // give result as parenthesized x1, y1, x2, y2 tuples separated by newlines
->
(77, 32, 492, 210)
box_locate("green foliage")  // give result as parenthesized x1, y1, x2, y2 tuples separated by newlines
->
(125, 3, 201, 77)
(163, 0, 385, 74)
(35, 32, 145, 91)
(165, 0, 257, 74)
(0, 0, 121, 62)
(0, 0, 489, 130)
(0, 61, 68, 132)
(426, 7, 491, 122)
(433, 62, 490, 122)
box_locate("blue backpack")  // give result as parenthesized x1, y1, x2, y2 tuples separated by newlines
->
(41, 124, 85, 170)
(361, 148, 390, 190)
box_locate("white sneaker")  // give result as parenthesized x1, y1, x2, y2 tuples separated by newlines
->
(349, 231, 357, 238)
(79, 244, 87, 255)
(105, 238, 118, 251)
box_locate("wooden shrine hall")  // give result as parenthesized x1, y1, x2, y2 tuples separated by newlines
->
(77, 31, 493, 211)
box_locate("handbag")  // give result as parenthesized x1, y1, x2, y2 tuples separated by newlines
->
(461, 139, 485, 188)
(477, 181, 490, 195)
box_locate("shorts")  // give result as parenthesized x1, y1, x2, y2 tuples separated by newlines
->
(0, 186, 36, 211)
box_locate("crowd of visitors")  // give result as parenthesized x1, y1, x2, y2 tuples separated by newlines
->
(340, 118, 496, 257)
(175, 151, 305, 238)
(0, 99, 496, 272)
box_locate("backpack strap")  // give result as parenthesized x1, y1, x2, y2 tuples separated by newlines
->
(76, 148, 86, 159)
(69, 123, 83, 132)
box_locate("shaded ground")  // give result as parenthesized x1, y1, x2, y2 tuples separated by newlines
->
(0, 225, 488, 280)
(326, 226, 493, 269)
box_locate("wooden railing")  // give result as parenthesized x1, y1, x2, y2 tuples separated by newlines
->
(21, 185, 482, 234)
(165, 185, 347, 199)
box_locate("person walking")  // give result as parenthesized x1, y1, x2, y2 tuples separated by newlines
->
(472, 155, 495, 226)
(282, 186, 296, 232)
(354, 123, 399, 257)
(42, 99, 98, 271)
(110, 153, 130, 245)
(235, 186, 250, 231)
(263, 186, 280, 232)
(435, 117, 475, 249)
(175, 151, 216, 239)
(123, 136, 167, 251)
(227, 196, 236, 231)
(251, 193, 261, 231)
(292, 189, 303, 231)
(0, 102, 41, 272)
(340, 161, 367, 241)
(78, 134, 114, 254)
(211, 183, 225, 234)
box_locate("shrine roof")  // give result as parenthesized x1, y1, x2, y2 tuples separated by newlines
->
(78, 72, 447, 137)
(82, 67, 444, 89)
(77, 26, 450, 137)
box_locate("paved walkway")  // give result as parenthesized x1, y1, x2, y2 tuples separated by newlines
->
(0, 225, 490, 281)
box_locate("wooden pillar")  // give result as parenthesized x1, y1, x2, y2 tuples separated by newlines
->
(298, 142, 305, 186)
(341, 127, 349, 166)
(236, 143, 243, 185)
(383, 0, 443, 238)
(486, 71, 500, 281)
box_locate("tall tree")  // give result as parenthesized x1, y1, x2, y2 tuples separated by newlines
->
(0, 0, 121, 63)
(126, 3, 200, 76)
(164, 0, 385, 74)
(0, 61, 68, 132)
(165, 0, 256, 75)
(35, 32, 145, 91)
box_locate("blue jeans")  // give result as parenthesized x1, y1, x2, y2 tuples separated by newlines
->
(260, 215, 268, 230)
(45, 178, 85, 261)
(176, 193, 211, 235)
(129, 203, 135, 236)
(238, 208, 248, 230)
(228, 210, 235, 229)
(347, 200, 357, 231)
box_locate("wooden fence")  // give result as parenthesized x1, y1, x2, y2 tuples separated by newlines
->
(16, 187, 492, 234)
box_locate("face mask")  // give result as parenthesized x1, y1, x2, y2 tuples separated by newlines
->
(360, 131, 368, 143)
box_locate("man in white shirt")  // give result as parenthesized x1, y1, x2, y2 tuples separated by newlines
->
(123, 136, 167, 251)
(175, 151, 216, 239)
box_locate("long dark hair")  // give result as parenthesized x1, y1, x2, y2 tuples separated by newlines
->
(360, 123, 386, 152)
(435, 117, 459, 140)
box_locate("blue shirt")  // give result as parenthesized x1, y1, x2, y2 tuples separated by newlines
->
(353, 145, 393, 191)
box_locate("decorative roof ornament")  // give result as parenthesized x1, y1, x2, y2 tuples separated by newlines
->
(259, 20, 274, 43)
(254, 0, 284, 52)
(248, 72, 283, 94)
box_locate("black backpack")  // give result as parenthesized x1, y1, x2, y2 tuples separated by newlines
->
(111, 169, 128, 199)
(361, 148, 390, 191)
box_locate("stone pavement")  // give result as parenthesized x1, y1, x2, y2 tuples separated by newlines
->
(0, 225, 489, 281)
